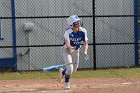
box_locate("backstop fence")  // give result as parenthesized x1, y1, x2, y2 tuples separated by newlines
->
(0, 0, 139, 71)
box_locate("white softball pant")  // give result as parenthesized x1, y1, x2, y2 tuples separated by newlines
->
(62, 47, 79, 75)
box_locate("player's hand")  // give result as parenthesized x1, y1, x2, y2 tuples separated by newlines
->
(84, 52, 89, 60)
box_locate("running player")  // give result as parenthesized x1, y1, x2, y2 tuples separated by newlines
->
(60, 15, 88, 89)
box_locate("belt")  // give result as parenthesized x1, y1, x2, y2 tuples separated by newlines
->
(75, 48, 78, 50)
(66, 47, 79, 50)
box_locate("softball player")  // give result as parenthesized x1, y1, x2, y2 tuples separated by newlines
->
(59, 15, 88, 89)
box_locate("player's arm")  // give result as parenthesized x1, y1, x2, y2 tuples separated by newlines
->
(65, 40, 72, 50)
(82, 29, 88, 55)
(65, 40, 75, 54)
(83, 40, 88, 55)
(82, 30, 89, 60)
(64, 32, 74, 50)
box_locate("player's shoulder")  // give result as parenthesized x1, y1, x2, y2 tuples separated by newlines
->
(65, 28, 73, 34)
(79, 27, 87, 33)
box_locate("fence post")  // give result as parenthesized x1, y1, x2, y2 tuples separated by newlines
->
(92, 0, 96, 70)
(11, 0, 17, 71)
(134, 0, 139, 66)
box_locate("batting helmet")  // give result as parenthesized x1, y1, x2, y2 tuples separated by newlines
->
(67, 15, 80, 26)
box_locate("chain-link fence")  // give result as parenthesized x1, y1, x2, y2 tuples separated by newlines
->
(0, 0, 139, 71)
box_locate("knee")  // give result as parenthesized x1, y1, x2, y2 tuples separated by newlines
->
(66, 65, 73, 75)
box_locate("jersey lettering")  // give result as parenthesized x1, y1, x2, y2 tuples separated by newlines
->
(63, 27, 88, 49)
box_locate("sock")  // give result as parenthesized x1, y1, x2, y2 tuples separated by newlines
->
(65, 74, 70, 82)
(62, 69, 66, 76)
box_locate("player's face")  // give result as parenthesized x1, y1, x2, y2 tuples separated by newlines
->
(73, 21, 80, 28)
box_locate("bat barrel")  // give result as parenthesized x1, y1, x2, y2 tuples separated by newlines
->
(42, 65, 63, 71)
(42, 63, 76, 71)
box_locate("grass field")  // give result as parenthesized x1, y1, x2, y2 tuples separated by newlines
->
(0, 67, 140, 80)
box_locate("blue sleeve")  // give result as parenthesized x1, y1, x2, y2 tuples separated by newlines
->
(81, 32, 86, 41)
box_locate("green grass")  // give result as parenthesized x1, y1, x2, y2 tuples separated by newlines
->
(0, 67, 140, 80)
(73, 67, 140, 78)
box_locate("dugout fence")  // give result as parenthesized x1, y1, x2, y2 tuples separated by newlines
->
(0, 0, 139, 71)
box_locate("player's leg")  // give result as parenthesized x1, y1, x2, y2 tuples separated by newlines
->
(72, 49, 79, 72)
(59, 47, 66, 83)
(59, 68, 64, 83)
(60, 48, 73, 89)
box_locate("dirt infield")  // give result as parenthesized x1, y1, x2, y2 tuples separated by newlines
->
(0, 77, 140, 93)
